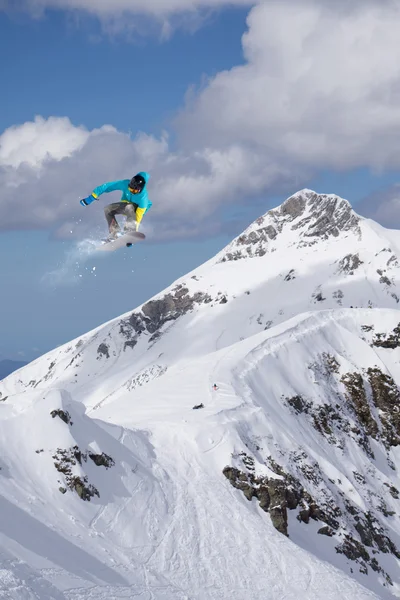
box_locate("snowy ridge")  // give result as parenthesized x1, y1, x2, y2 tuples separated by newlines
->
(1, 190, 400, 599)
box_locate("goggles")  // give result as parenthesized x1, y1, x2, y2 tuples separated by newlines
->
(128, 175, 145, 194)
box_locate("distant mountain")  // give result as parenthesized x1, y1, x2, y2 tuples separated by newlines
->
(0, 359, 27, 380)
(0, 190, 400, 599)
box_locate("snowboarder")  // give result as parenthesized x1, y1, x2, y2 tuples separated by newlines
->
(79, 172, 152, 241)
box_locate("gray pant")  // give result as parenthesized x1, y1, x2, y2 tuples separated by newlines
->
(104, 202, 138, 235)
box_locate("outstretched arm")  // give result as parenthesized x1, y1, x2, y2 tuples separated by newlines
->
(80, 180, 129, 207)
(92, 180, 130, 198)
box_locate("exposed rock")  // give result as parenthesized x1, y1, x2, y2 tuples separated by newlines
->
(286, 395, 311, 414)
(341, 372, 378, 439)
(193, 403, 204, 410)
(50, 409, 73, 426)
(286, 487, 298, 510)
(367, 367, 400, 447)
(337, 253, 364, 275)
(226, 441, 399, 582)
(387, 254, 399, 266)
(312, 405, 336, 436)
(122, 313, 145, 336)
(265, 457, 286, 477)
(119, 286, 212, 345)
(312, 288, 326, 302)
(333, 289, 344, 305)
(353, 471, 366, 485)
(336, 535, 370, 563)
(290, 193, 360, 239)
(284, 269, 296, 281)
(52, 445, 114, 501)
(255, 485, 270, 511)
(71, 476, 100, 501)
(124, 340, 138, 351)
(383, 483, 400, 499)
(372, 323, 400, 349)
(322, 353, 340, 375)
(222, 463, 328, 538)
(89, 452, 115, 468)
(270, 505, 288, 536)
(377, 269, 392, 286)
(219, 191, 360, 262)
(97, 343, 110, 359)
(318, 526, 334, 536)
(222, 467, 254, 502)
(286, 394, 345, 441)
(280, 194, 307, 220)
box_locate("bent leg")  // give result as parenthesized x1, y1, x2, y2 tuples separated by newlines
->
(104, 202, 127, 236)
(123, 203, 138, 233)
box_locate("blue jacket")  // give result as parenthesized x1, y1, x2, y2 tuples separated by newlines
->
(91, 172, 152, 211)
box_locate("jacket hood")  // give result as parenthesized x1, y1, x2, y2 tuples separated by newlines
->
(137, 171, 150, 185)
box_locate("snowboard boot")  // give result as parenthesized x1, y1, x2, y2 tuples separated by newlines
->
(102, 232, 119, 243)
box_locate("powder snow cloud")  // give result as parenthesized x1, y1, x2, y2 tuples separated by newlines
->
(2, 0, 400, 237)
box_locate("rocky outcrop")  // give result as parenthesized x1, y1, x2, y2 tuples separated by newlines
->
(50, 409, 73, 426)
(219, 190, 361, 263)
(52, 445, 114, 501)
(223, 459, 328, 538)
(367, 367, 400, 447)
(282, 191, 361, 240)
(223, 466, 288, 535)
(372, 323, 400, 349)
(287, 361, 400, 453)
(97, 343, 110, 359)
(119, 284, 212, 347)
(224, 450, 399, 584)
(337, 253, 364, 275)
(341, 373, 379, 439)
(89, 452, 115, 468)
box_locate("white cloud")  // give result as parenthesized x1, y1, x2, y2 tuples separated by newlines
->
(5, 0, 253, 36)
(0, 116, 89, 169)
(357, 184, 400, 229)
(0, 115, 295, 239)
(3, 1, 400, 239)
(10, 0, 253, 17)
(176, 1, 400, 172)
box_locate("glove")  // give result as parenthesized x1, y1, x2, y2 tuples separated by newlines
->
(79, 193, 97, 207)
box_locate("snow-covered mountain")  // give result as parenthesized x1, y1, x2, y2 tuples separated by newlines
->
(1, 189, 400, 600)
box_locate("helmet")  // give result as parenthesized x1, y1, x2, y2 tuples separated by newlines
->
(128, 174, 145, 194)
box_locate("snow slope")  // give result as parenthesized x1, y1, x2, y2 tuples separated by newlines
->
(1, 190, 400, 599)
(0, 360, 28, 381)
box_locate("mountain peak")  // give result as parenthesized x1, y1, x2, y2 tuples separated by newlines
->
(219, 189, 361, 262)
(277, 189, 360, 238)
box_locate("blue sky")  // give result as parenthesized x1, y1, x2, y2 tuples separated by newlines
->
(1, 1, 400, 361)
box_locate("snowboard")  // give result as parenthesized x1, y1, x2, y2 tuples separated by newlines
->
(97, 231, 146, 252)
